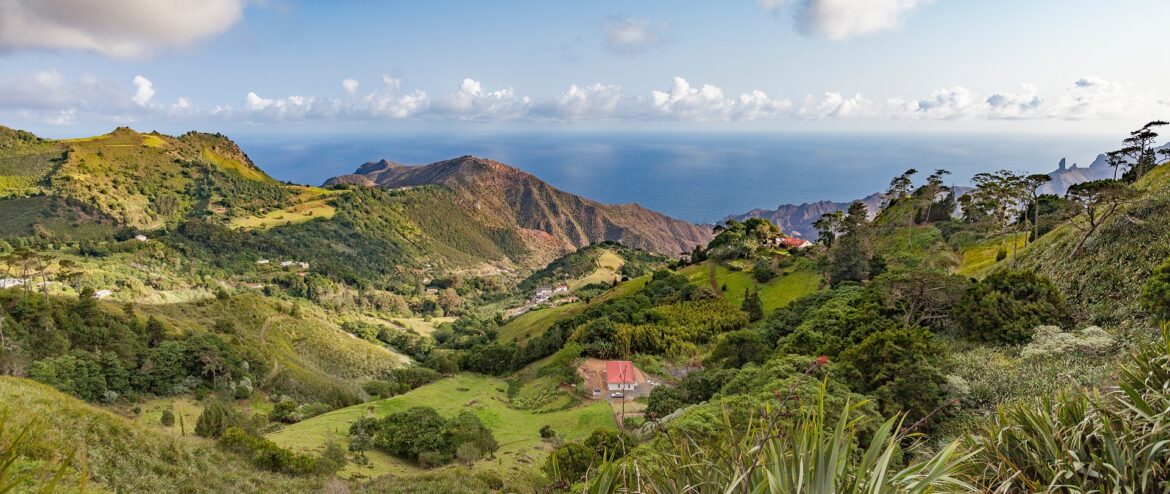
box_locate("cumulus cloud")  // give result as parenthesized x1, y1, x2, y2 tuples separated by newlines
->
(381, 75, 402, 90)
(647, 77, 793, 121)
(432, 78, 530, 120)
(536, 83, 625, 120)
(760, 0, 931, 40)
(603, 17, 668, 55)
(4, 71, 1166, 125)
(131, 75, 155, 106)
(0, 0, 244, 58)
(341, 78, 360, 96)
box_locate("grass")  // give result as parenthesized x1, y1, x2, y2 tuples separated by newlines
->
(569, 249, 624, 290)
(229, 197, 337, 230)
(681, 261, 823, 314)
(138, 294, 409, 402)
(955, 231, 1029, 278)
(499, 302, 584, 343)
(387, 316, 457, 336)
(130, 394, 276, 436)
(0, 377, 321, 493)
(266, 374, 616, 483)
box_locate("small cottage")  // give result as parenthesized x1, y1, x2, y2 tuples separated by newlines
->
(605, 360, 637, 392)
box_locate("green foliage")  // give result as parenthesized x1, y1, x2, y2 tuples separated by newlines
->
(218, 427, 327, 476)
(707, 218, 781, 261)
(1144, 255, 1170, 321)
(160, 407, 175, 427)
(960, 329, 1170, 491)
(751, 257, 776, 282)
(740, 287, 764, 322)
(589, 389, 973, 494)
(952, 269, 1072, 344)
(195, 399, 238, 438)
(839, 326, 949, 425)
(1020, 325, 1116, 358)
(370, 406, 498, 468)
(704, 329, 768, 368)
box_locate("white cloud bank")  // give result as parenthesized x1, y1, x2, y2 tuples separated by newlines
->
(0, 0, 244, 58)
(2, 72, 1166, 126)
(759, 0, 931, 40)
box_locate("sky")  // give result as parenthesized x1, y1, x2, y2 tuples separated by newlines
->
(1, 0, 1168, 137)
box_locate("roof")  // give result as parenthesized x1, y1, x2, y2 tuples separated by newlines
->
(779, 237, 811, 248)
(605, 361, 636, 385)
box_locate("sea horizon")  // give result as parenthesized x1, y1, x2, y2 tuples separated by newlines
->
(235, 131, 1119, 223)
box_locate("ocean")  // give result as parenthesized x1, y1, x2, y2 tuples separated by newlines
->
(234, 131, 1119, 223)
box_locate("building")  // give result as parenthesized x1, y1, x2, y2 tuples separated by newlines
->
(93, 289, 113, 299)
(778, 237, 813, 250)
(256, 259, 270, 265)
(280, 261, 294, 267)
(605, 360, 637, 392)
(0, 278, 25, 289)
(134, 234, 148, 242)
(534, 285, 553, 302)
(553, 284, 569, 294)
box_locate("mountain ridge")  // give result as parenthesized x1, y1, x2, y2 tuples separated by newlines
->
(326, 155, 713, 258)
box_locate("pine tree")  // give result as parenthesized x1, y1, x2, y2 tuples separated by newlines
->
(741, 288, 764, 322)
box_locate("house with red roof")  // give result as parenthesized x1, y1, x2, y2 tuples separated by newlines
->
(778, 237, 813, 250)
(605, 360, 637, 391)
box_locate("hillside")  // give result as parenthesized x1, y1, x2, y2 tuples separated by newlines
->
(326, 155, 713, 259)
(0, 377, 322, 493)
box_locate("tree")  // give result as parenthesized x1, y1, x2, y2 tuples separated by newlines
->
(1020, 173, 1052, 246)
(705, 330, 768, 368)
(1119, 120, 1168, 181)
(751, 257, 776, 283)
(195, 399, 235, 438)
(1106, 149, 1130, 180)
(840, 326, 948, 427)
(741, 288, 764, 322)
(1066, 179, 1136, 254)
(373, 407, 448, 464)
(882, 168, 918, 209)
(160, 408, 176, 427)
(828, 201, 872, 284)
(813, 211, 845, 247)
(919, 169, 952, 223)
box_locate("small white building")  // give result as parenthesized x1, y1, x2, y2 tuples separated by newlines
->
(298, 262, 310, 269)
(534, 285, 553, 299)
(0, 278, 26, 289)
(93, 289, 113, 299)
(553, 284, 569, 294)
(134, 234, 148, 242)
(605, 361, 638, 392)
(280, 261, 295, 268)
(256, 259, 270, 265)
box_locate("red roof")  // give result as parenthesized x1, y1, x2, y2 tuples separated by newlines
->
(605, 361, 636, 384)
(779, 237, 811, 248)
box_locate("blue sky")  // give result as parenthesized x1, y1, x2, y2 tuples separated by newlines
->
(1, 0, 1168, 136)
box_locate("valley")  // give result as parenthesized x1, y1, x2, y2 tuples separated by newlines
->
(1, 121, 1170, 493)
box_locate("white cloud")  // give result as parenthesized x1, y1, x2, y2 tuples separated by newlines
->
(0, 0, 244, 58)
(131, 75, 155, 106)
(909, 86, 977, 119)
(985, 84, 1043, 119)
(760, 0, 931, 40)
(538, 83, 625, 120)
(432, 78, 530, 120)
(359, 89, 429, 118)
(798, 91, 878, 118)
(647, 77, 794, 121)
(341, 78, 360, 96)
(603, 17, 668, 55)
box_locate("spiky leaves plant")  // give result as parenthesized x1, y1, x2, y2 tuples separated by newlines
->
(584, 378, 974, 494)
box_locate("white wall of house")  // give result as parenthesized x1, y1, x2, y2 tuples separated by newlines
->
(607, 383, 636, 391)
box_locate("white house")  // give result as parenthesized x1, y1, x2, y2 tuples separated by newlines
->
(553, 284, 569, 294)
(134, 234, 148, 242)
(256, 259, 270, 265)
(280, 261, 295, 267)
(93, 289, 113, 299)
(0, 278, 25, 289)
(605, 361, 638, 392)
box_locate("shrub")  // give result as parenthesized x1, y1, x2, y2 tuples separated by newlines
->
(1020, 325, 1116, 358)
(1143, 255, 1170, 321)
(752, 258, 776, 283)
(160, 408, 175, 427)
(218, 427, 322, 476)
(952, 269, 1072, 344)
(539, 425, 557, 439)
(195, 399, 236, 438)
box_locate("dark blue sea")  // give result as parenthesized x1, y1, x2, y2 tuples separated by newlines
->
(234, 131, 1117, 223)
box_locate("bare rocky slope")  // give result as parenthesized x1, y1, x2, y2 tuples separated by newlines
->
(326, 155, 713, 258)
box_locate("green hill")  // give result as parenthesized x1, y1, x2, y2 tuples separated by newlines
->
(0, 377, 321, 493)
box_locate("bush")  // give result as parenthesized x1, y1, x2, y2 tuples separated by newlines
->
(952, 269, 1072, 344)
(1020, 325, 1116, 358)
(195, 399, 237, 438)
(370, 407, 496, 468)
(218, 427, 322, 476)
(160, 408, 175, 427)
(539, 425, 557, 439)
(752, 258, 776, 283)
